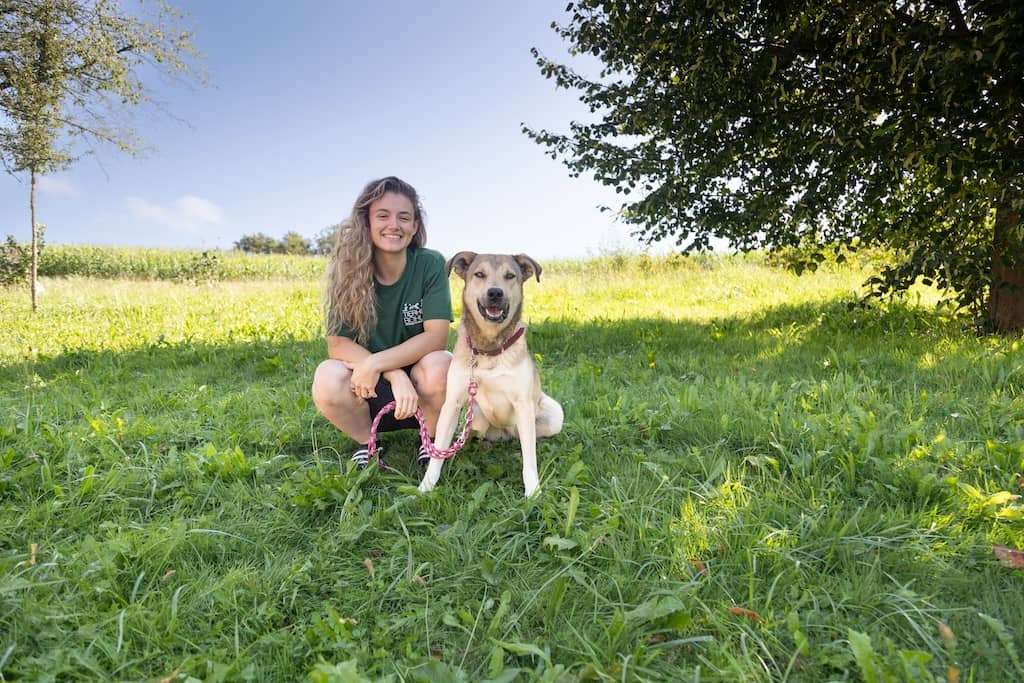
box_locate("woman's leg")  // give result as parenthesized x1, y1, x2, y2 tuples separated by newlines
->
(311, 359, 372, 443)
(409, 350, 452, 435)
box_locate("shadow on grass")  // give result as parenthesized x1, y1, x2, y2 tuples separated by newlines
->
(0, 296, 993, 464)
(3, 295, 1009, 519)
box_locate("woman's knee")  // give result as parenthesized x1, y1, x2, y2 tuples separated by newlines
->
(412, 351, 451, 395)
(311, 359, 351, 408)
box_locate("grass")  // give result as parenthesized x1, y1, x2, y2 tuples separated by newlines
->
(2, 253, 1023, 682)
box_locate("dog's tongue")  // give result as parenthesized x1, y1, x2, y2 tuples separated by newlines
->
(486, 307, 503, 318)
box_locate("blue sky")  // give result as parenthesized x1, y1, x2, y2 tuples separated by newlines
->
(0, 0, 658, 261)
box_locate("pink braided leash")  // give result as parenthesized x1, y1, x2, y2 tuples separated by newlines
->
(367, 382, 478, 468)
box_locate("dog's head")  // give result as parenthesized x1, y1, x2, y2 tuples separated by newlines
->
(446, 251, 541, 328)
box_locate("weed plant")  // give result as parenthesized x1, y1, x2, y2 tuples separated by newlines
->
(1, 254, 1023, 681)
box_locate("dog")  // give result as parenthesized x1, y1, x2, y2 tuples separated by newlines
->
(418, 251, 563, 497)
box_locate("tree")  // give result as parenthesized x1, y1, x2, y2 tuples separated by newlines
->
(1, 0, 72, 310)
(313, 224, 338, 256)
(0, 0, 201, 309)
(526, 1, 1024, 332)
(278, 230, 312, 255)
(233, 232, 279, 254)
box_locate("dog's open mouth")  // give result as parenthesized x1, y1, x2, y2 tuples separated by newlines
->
(478, 302, 509, 323)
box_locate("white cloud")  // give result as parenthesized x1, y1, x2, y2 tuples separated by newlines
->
(37, 176, 80, 197)
(125, 195, 224, 234)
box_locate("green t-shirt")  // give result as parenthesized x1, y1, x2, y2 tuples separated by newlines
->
(335, 247, 453, 353)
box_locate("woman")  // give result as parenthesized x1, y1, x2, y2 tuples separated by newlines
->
(312, 176, 453, 469)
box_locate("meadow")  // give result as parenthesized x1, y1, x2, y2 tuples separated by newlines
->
(2, 251, 1023, 682)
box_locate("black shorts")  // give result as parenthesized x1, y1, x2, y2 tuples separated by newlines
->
(366, 367, 419, 433)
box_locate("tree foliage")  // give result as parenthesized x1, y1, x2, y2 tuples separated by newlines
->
(279, 230, 312, 256)
(526, 0, 1024, 326)
(234, 232, 281, 254)
(0, 1, 72, 172)
(313, 224, 338, 256)
(233, 231, 318, 255)
(0, 0, 202, 166)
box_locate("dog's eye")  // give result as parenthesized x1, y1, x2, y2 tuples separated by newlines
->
(473, 271, 485, 278)
(504, 272, 517, 280)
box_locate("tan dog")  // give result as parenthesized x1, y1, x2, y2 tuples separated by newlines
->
(418, 252, 563, 497)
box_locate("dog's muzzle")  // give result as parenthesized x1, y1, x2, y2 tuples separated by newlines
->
(479, 288, 509, 322)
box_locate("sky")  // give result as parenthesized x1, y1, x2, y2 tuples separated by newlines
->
(0, 0, 663, 262)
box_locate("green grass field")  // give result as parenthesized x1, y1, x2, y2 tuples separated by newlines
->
(2, 253, 1023, 682)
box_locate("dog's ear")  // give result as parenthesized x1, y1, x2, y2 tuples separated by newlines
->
(514, 254, 542, 282)
(446, 251, 477, 279)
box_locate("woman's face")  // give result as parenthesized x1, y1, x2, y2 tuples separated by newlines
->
(368, 191, 417, 254)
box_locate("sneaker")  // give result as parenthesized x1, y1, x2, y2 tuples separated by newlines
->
(351, 445, 374, 470)
(417, 443, 431, 467)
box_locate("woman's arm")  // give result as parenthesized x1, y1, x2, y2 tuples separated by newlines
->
(327, 318, 449, 396)
(327, 319, 447, 367)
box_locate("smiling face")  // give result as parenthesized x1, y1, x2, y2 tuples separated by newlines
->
(368, 191, 418, 254)
(469, 256, 523, 324)
(446, 252, 542, 335)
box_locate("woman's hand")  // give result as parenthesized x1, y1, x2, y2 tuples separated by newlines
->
(344, 357, 381, 400)
(388, 372, 419, 420)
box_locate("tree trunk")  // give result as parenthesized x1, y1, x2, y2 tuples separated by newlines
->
(30, 168, 39, 313)
(989, 203, 1024, 333)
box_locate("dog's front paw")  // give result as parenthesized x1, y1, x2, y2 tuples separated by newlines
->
(523, 475, 540, 498)
(419, 460, 443, 493)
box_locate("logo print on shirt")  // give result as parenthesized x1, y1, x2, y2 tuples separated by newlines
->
(402, 301, 423, 327)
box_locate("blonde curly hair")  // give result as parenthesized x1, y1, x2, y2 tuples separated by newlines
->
(324, 176, 427, 344)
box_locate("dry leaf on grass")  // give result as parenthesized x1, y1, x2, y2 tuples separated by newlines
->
(363, 558, 376, 580)
(938, 622, 956, 651)
(993, 544, 1024, 569)
(728, 606, 762, 623)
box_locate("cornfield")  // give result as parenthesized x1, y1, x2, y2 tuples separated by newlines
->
(30, 245, 327, 281)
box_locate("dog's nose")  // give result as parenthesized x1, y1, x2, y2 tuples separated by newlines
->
(486, 288, 504, 303)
